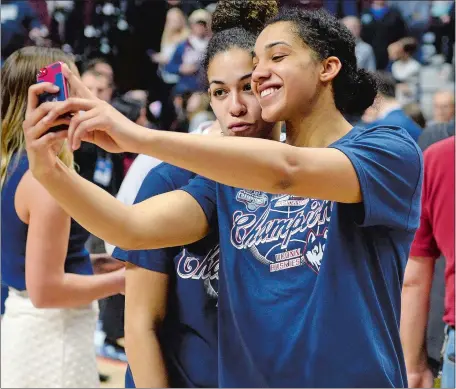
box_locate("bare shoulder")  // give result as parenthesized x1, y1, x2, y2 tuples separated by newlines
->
(17, 170, 67, 221)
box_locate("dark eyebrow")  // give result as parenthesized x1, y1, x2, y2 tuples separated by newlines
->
(253, 41, 292, 58)
(209, 73, 252, 86)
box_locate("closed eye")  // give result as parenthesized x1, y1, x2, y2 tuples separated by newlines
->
(272, 55, 285, 62)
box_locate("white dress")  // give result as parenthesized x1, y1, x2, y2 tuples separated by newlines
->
(1, 288, 100, 388)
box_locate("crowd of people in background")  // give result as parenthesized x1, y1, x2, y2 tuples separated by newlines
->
(1, 0, 454, 388)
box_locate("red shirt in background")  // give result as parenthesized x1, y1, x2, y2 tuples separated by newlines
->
(410, 136, 455, 326)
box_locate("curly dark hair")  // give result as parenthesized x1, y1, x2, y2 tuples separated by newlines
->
(266, 8, 378, 116)
(202, 0, 278, 79)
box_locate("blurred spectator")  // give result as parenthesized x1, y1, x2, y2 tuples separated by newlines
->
(84, 57, 114, 84)
(431, 90, 455, 125)
(186, 92, 215, 133)
(403, 102, 427, 128)
(389, 37, 422, 105)
(1, 0, 47, 62)
(418, 119, 455, 152)
(429, 0, 455, 64)
(342, 16, 376, 71)
(323, 0, 358, 18)
(150, 7, 189, 131)
(360, 0, 407, 70)
(76, 66, 123, 197)
(401, 136, 455, 389)
(81, 69, 113, 103)
(111, 92, 151, 175)
(418, 89, 455, 151)
(150, 8, 189, 85)
(166, 0, 212, 17)
(165, 9, 211, 96)
(389, 1, 431, 42)
(361, 71, 422, 141)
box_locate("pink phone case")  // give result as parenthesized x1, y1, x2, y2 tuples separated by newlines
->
(36, 61, 69, 103)
(36, 62, 70, 133)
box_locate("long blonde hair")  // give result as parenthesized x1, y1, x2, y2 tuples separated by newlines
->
(1, 47, 75, 186)
(161, 7, 189, 50)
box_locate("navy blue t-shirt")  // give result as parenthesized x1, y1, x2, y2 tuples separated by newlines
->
(181, 126, 423, 388)
(113, 162, 218, 388)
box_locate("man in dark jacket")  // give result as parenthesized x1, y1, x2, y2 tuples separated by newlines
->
(360, 0, 407, 70)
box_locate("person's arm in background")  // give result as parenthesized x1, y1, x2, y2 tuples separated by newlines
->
(401, 149, 437, 388)
(164, 42, 185, 75)
(23, 172, 124, 308)
(401, 256, 436, 388)
(125, 263, 169, 388)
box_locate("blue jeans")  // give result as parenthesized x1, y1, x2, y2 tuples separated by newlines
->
(441, 326, 455, 389)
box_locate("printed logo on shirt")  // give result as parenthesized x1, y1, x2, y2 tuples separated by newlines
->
(236, 190, 269, 212)
(176, 245, 219, 300)
(232, 193, 332, 274)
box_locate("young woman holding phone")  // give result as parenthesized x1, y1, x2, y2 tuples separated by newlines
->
(23, 6, 422, 387)
(1, 47, 124, 388)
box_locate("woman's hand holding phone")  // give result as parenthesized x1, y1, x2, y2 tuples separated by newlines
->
(24, 64, 149, 181)
(39, 64, 148, 153)
(23, 82, 73, 180)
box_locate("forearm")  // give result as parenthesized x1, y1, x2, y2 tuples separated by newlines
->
(400, 284, 431, 368)
(139, 130, 292, 193)
(125, 327, 169, 388)
(40, 160, 134, 248)
(33, 271, 122, 308)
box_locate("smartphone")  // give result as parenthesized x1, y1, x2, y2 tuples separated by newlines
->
(36, 61, 69, 132)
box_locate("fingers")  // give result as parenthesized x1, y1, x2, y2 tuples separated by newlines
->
(71, 116, 103, 150)
(61, 63, 95, 99)
(27, 130, 68, 153)
(25, 98, 97, 131)
(26, 83, 59, 119)
(43, 98, 99, 123)
(67, 109, 99, 149)
(25, 117, 72, 142)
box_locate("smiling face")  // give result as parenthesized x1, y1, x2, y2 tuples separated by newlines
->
(252, 21, 323, 123)
(207, 47, 274, 138)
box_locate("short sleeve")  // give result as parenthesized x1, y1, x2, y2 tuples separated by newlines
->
(331, 126, 423, 230)
(113, 246, 177, 273)
(179, 175, 217, 225)
(409, 213, 440, 259)
(112, 163, 191, 272)
(409, 146, 441, 259)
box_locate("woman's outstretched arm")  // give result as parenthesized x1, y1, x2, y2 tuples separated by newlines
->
(32, 66, 361, 203)
(39, 161, 208, 250)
